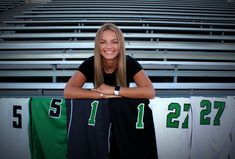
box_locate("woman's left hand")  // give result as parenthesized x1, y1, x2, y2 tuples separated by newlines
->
(93, 84, 115, 95)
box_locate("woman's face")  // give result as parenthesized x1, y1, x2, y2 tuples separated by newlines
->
(99, 29, 119, 61)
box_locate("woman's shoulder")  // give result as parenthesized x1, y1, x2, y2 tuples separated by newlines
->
(126, 55, 134, 61)
(85, 56, 94, 61)
(126, 55, 139, 64)
(126, 55, 142, 72)
(82, 56, 94, 65)
(126, 54, 133, 59)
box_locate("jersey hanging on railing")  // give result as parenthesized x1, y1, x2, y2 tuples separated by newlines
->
(149, 97, 191, 159)
(66, 98, 158, 159)
(29, 98, 67, 159)
(190, 96, 235, 159)
(66, 99, 111, 159)
(0, 97, 234, 159)
(0, 98, 31, 159)
(108, 98, 158, 159)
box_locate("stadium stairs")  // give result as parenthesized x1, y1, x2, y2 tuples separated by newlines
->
(0, 0, 235, 97)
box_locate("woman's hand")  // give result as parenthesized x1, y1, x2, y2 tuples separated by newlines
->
(90, 84, 121, 98)
(92, 84, 115, 96)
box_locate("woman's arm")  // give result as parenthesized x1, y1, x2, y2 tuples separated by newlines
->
(95, 70, 155, 99)
(121, 69, 155, 99)
(64, 71, 103, 99)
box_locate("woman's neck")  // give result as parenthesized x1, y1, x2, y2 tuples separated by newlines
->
(102, 58, 118, 74)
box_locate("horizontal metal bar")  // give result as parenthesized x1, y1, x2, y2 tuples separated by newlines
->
(22, 10, 235, 18)
(36, 4, 235, 12)
(1, 61, 235, 70)
(4, 20, 235, 27)
(0, 70, 234, 77)
(0, 50, 234, 61)
(0, 41, 234, 50)
(1, 82, 235, 90)
(14, 14, 235, 21)
(1, 26, 234, 32)
(1, 33, 234, 40)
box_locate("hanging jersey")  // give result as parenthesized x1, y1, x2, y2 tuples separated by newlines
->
(66, 99, 111, 159)
(229, 96, 235, 159)
(0, 98, 31, 159)
(230, 118, 235, 159)
(108, 98, 157, 159)
(149, 97, 191, 159)
(29, 98, 67, 159)
(190, 96, 235, 159)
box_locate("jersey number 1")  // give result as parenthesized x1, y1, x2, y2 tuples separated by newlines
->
(87, 101, 145, 129)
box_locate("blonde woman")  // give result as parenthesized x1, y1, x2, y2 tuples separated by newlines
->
(64, 23, 155, 99)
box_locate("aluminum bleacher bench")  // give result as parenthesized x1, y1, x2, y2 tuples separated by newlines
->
(0, 0, 234, 97)
(37, 3, 235, 10)
(0, 60, 234, 82)
(13, 14, 235, 22)
(22, 11, 235, 20)
(0, 33, 235, 41)
(0, 83, 235, 97)
(1, 83, 235, 90)
(0, 50, 234, 61)
(0, 41, 234, 51)
(1, 60, 234, 96)
(1, 60, 234, 69)
(0, 67, 234, 79)
(27, 7, 235, 15)
(3, 20, 235, 29)
(1, 26, 234, 35)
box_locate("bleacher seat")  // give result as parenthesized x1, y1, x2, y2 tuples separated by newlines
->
(0, 0, 25, 14)
(0, 0, 235, 97)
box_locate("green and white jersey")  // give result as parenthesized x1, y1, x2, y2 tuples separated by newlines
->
(149, 97, 191, 159)
(29, 98, 67, 159)
(190, 96, 235, 159)
(0, 98, 31, 159)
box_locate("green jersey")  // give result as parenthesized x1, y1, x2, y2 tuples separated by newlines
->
(29, 98, 67, 159)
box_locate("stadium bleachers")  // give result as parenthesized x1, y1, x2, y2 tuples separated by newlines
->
(0, 0, 25, 15)
(0, 0, 235, 97)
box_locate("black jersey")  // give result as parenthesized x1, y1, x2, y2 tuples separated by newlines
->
(66, 99, 111, 159)
(78, 55, 142, 86)
(66, 98, 157, 159)
(108, 98, 158, 159)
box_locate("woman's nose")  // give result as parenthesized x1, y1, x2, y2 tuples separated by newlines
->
(105, 42, 113, 49)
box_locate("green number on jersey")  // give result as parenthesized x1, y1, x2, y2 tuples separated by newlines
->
(200, 99, 225, 126)
(88, 101, 99, 126)
(167, 103, 180, 128)
(136, 103, 145, 129)
(200, 100, 211, 125)
(214, 101, 225, 126)
(166, 103, 190, 129)
(49, 98, 63, 118)
(182, 104, 190, 129)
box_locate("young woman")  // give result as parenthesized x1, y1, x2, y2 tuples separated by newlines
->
(64, 23, 155, 99)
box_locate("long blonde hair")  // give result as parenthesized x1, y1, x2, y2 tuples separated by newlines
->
(94, 23, 127, 88)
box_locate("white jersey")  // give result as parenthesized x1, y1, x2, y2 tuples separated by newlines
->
(149, 97, 191, 159)
(229, 96, 235, 159)
(0, 98, 31, 159)
(190, 96, 235, 159)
